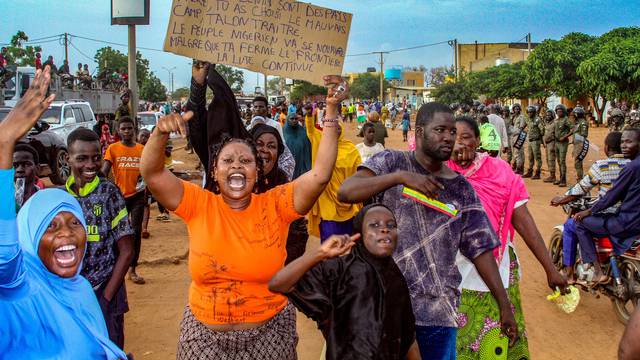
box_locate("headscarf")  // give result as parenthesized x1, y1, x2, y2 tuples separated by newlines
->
(283, 113, 312, 180)
(0, 187, 126, 359)
(447, 153, 528, 261)
(305, 115, 362, 237)
(250, 124, 289, 192)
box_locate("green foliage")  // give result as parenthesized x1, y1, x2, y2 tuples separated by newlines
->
(350, 72, 390, 100)
(468, 62, 549, 102)
(431, 75, 475, 105)
(3, 31, 42, 66)
(267, 76, 285, 94)
(94, 46, 150, 89)
(140, 73, 167, 102)
(215, 64, 244, 92)
(290, 80, 326, 101)
(171, 87, 190, 100)
(426, 66, 454, 87)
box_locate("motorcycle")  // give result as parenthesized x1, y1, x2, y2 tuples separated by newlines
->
(548, 197, 640, 324)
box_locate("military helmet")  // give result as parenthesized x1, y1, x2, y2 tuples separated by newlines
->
(555, 104, 567, 112)
(573, 106, 586, 116)
(477, 104, 486, 112)
(512, 103, 521, 110)
(473, 100, 481, 108)
(610, 108, 624, 117)
(450, 102, 459, 111)
(526, 105, 536, 113)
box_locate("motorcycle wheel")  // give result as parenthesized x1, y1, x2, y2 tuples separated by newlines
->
(548, 229, 564, 271)
(612, 259, 640, 325)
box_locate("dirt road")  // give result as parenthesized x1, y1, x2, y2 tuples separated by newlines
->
(123, 121, 624, 360)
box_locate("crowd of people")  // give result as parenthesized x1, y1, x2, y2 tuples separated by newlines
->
(4, 64, 640, 360)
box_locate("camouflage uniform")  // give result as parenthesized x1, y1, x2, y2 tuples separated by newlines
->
(543, 117, 557, 182)
(572, 118, 589, 180)
(624, 110, 640, 129)
(554, 116, 572, 186)
(524, 115, 544, 178)
(509, 113, 526, 172)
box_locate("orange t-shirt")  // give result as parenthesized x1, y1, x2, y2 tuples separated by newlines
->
(174, 180, 301, 325)
(104, 142, 144, 198)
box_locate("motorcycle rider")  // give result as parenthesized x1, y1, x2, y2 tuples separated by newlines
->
(574, 128, 640, 285)
(550, 132, 629, 283)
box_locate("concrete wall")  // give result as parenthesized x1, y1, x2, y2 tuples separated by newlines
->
(458, 43, 534, 72)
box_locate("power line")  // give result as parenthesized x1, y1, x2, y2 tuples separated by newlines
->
(69, 41, 97, 63)
(346, 39, 452, 57)
(69, 34, 165, 52)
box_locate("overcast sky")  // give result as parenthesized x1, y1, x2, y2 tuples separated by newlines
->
(2, 0, 638, 92)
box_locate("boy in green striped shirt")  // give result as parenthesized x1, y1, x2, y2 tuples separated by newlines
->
(65, 127, 134, 350)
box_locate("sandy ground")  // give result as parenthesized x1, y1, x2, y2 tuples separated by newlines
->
(120, 119, 624, 360)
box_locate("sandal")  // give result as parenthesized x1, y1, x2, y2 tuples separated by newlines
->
(129, 273, 146, 285)
(141, 230, 150, 239)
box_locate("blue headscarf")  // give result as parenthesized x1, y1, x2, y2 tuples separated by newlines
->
(0, 181, 126, 359)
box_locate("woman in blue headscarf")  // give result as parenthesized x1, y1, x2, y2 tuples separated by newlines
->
(0, 67, 126, 360)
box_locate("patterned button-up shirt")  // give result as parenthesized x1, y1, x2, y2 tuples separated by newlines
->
(566, 155, 630, 212)
(66, 175, 134, 287)
(362, 150, 500, 327)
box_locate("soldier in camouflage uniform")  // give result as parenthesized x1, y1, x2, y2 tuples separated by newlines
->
(542, 109, 557, 183)
(608, 108, 625, 132)
(523, 105, 545, 179)
(115, 89, 132, 121)
(624, 109, 640, 129)
(554, 104, 572, 187)
(572, 107, 589, 181)
(508, 104, 526, 174)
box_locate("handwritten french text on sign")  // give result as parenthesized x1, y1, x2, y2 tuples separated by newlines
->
(163, 0, 352, 85)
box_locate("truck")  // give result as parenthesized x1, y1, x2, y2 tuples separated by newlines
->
(1, 66, 120, 116)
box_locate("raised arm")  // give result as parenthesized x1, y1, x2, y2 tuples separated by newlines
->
(185, 61, 210, 171)
(0, 66, 55, 287)
(291, 76, 345, 215)
(140, 112, 192, 211)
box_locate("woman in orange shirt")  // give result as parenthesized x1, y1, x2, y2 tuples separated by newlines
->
(141, 75, 348, 359)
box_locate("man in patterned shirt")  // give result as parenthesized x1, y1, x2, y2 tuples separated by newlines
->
(338, 102, 517, 360)
(551, 132, 629, 283)
(66, 128, 134, 349)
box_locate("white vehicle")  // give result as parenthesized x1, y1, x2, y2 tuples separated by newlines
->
(40, 100, 97, 143)
(137, 111, 164, 132)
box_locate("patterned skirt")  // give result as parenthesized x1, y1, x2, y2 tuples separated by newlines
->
(456, 250, 530, 360)
(177, 303, 298, 360)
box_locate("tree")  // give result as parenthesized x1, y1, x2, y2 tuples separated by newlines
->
(468, 62, 549, 104)
(290, 80, 325, 101)
(431, 75, 475, 105)
(350, 72, 390, 100)
(426, 66, 453, 87)
(578, 35, 640, 112)
(215, 64, 244, 92)
(523, 33, 596, 101)
(140, 73, 167, 102)
(171, 87, 190, 100)
(267, 76, 285, 94)
(4, 31, 42, 66)
(94, 46, 150, 89)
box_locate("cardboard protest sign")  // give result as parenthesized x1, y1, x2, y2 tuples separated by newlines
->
(163, 0, 352, 85)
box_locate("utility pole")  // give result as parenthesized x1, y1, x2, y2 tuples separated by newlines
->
(64, 33, 69, 65)
(372, 51, 389, 102)
(128, 25, 138, 123)
(264, 73, 268, 98)
(527, 32, 531, 53)
(162, 66, 176, 96)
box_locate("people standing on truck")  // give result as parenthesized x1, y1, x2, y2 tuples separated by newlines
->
(34, 52, 42, 70)
(101, 117, 146, 286)
(115, 89, 132, 122)
(42, 55, 57, 76)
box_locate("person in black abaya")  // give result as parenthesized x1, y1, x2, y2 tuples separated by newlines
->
(269, 204, 420, 360)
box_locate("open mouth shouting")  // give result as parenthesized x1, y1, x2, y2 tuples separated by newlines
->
(53, 243, 81, 268)
(228, 173, 247, 191)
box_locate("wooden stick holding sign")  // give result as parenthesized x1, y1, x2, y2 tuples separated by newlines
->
(163, 0, 353, 86)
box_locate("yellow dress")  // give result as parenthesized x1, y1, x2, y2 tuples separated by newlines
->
(305, 115, 362, 237)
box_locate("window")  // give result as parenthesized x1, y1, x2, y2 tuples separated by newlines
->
(63, 107, 75, 123)
(79, 105, 95, 123)
(41, 108, 62, 124)
(72, 107, 85, 123)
